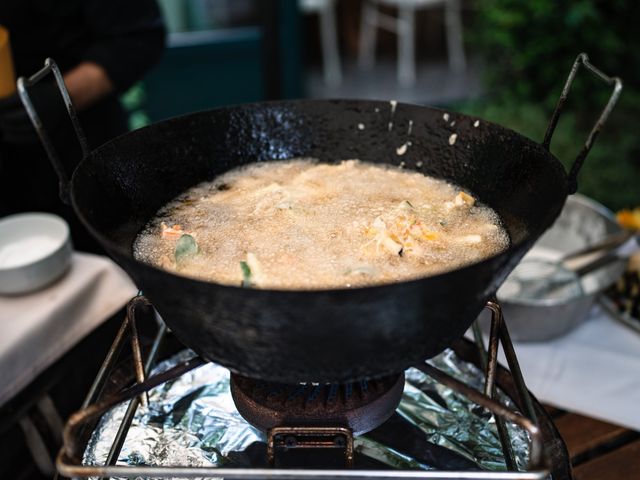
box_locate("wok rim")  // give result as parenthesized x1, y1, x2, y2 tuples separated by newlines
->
(70, 98, 568, 295)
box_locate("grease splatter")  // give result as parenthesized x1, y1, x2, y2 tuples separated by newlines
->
(388, 100, 398, 131)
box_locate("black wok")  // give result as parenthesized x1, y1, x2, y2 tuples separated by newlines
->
(18, 54, 621, 383)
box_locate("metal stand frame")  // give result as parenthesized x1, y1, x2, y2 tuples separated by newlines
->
(56, 297, 549, 479)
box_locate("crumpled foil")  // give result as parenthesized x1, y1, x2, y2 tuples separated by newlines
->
(84, 348, 530, 471)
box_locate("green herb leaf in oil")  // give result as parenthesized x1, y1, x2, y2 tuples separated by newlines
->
(240, 261, 252, 287)
(175, 234, 198, 264)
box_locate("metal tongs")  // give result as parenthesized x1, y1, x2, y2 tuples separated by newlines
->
(510, 231, 638, 301)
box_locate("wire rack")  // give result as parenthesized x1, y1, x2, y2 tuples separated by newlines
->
(54, 296, 566, 479)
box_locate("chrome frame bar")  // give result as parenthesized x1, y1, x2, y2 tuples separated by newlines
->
(472, 302, 517, 471)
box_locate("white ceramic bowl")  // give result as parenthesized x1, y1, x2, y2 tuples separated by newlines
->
(0, 213, 72, 295)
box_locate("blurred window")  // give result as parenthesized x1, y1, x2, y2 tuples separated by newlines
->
(157, 0, 260, 33)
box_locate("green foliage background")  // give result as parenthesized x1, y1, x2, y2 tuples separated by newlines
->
(461, 0, 639, 210)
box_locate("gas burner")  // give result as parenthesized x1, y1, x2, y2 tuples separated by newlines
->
(230, 373, 405, 435)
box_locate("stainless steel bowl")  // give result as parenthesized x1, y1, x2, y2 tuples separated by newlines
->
(493, 194, 626, 342)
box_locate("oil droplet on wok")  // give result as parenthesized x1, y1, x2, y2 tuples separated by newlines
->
(396, 143, 409, 155)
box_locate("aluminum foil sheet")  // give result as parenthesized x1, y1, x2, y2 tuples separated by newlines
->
(84, 348, 530, 471)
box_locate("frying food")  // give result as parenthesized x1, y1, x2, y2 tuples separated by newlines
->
(134, 159, 509, 289)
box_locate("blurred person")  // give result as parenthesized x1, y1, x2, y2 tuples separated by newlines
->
(0, 0, 165, 251)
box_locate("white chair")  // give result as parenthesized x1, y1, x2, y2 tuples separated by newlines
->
(299, 0, 343, 87)
(358, 0, 466, 87)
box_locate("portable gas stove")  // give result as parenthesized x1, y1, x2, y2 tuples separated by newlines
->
(56, 297, 572, 479)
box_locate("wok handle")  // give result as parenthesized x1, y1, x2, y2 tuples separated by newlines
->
(16, 58, 89, 205)
(543, 53, 622, 194)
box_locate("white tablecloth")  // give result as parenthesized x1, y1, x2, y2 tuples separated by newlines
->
(507, 306, 640, 430)
(0, 253, 137, 407)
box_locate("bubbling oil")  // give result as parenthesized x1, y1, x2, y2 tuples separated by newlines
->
(133, 159, 509, 289)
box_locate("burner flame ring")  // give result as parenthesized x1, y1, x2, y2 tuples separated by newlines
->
(230, 373, 405, 435)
